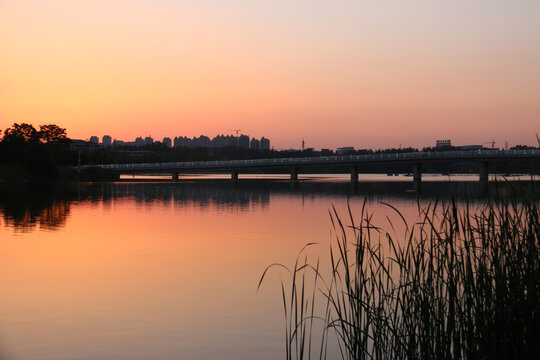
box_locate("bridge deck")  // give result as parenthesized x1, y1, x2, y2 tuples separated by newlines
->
(86, 149, 540, 173)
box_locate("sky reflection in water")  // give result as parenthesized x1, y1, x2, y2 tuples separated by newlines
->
(0, 178, 532, 360)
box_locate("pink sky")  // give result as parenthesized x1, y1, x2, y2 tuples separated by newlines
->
(1, 0, 539, 149)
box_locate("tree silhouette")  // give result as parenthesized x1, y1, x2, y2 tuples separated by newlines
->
(1, 123, 69, 145)
(2, 123, 40, 143)
(39, 124, 68, 144)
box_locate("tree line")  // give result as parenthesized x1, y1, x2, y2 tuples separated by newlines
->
(0, 123, 75, 181)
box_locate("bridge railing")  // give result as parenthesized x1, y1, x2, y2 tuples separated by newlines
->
(94, 149, 540, 171)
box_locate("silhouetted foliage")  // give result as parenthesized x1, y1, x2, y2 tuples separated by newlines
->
(38, 124, 69, 144)
(2, 123, 68, 144)
(0, 123, 73, 181)
(2, 123, 40, 143)
(511, 144, 538, 150)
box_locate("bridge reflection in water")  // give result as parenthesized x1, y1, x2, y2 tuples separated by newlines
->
(1, 178, 536, 232)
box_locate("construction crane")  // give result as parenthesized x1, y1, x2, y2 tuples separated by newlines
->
(484, 139, 496, 149)
(229, 129, 242, 137)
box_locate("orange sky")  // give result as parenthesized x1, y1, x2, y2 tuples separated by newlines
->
(1, 0, 539, 149)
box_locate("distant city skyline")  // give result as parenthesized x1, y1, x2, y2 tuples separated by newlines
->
(81, 132, 532, 151)
(86, 133, 272, 150)
(1, 1, 539, 149)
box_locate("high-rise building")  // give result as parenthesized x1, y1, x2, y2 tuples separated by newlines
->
(102, 135, 112, 146)
(226, 135, 238, 147)
(192, 135, 211, 147)
(135, 137, 145, 146)
(250, 138, 260, 150)
(162, 137, 172, 148)
(89, 136, 99, 144)
(212, 135, 237, 147)
(238, 134, 250, 148)
(260, 137, 270, 150)
(174, 136, 189, 147)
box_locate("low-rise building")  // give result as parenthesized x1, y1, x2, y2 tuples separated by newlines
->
(436, 139, 451, 148)
(69, 139, 98, 152)
(456, 145, 483, 150)
(336, 146, 355, 155)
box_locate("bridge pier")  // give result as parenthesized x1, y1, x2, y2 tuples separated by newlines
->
(231, 170, 239, 182)
(172, 172, 179, 181)
(413, 163, 422, 192)
(351, 166, 359, 182)
(290, 168, 299, 181)
(479, 161, 489, 189)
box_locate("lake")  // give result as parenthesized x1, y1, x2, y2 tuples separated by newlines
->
(0, 175, 534, 359)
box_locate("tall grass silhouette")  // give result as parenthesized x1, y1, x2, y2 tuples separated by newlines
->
(260, 191, 539, 359)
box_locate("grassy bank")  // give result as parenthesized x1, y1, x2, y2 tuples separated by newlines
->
(261, 192, 539, 359)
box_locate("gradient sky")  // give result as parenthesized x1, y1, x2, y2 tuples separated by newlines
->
(1, 0, 539, 149)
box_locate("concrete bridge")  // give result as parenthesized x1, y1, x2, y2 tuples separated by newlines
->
(86, 149, 540, 188)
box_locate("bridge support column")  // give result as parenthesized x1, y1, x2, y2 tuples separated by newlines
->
(172, 172, 179, 181)
(479, 161, 489, 189)
(413, 163, 422, 192)
(351, 166, 359, 182)
(231, 170, 239, 182)
(290, 168, 299, 181)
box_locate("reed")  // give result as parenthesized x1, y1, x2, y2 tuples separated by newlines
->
(260, 190, 540, 359)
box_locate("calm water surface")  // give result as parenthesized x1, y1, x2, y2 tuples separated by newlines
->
(0, 176, 532, 359)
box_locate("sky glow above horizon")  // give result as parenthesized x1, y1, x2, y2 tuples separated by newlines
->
(1, 0, 539, 149)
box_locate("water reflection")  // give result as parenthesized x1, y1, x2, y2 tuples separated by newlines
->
(0, 178, 537, 360)
(0, 184, 71, 232)
(0, 179, 533, 232)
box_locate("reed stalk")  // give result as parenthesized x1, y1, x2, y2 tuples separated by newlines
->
(260, 190, 540, 359)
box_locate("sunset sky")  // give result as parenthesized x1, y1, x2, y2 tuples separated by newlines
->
(1, 0, 539, 149)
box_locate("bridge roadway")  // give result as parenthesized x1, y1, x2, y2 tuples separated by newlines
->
(90, 149, 540, 185)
